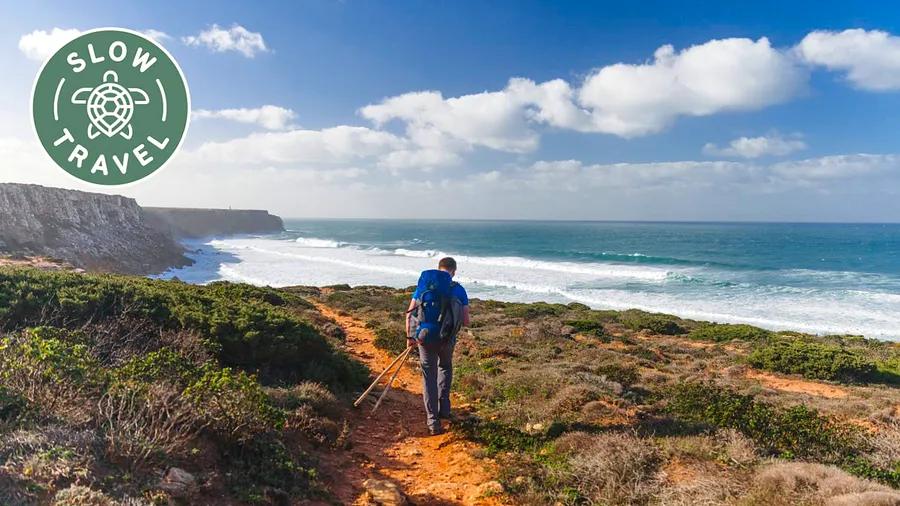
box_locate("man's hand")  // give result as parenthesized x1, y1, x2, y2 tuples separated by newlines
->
(407, 338, 418, 349)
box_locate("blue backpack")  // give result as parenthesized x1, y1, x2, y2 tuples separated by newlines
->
(410, 269, 461, 343)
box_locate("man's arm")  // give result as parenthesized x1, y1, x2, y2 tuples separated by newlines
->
(461, 305, 471, 327)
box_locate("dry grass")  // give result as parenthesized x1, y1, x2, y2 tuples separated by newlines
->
(51, 485, 118, 505)
(555, 431, 662, 505)
(736, 461, 900, 506)
(866, 421, 900, 471)
(0, 426, 98, 504)
(98, 383, 200, 469)
(657, 474, 745, 506)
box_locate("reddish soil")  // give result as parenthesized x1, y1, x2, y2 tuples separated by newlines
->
(745, 369, 848, 399)
(313, 303, 506, 505)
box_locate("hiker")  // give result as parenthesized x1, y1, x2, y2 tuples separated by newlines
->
(406, 257, 470, 435)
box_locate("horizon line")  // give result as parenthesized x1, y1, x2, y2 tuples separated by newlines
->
(277, 217, 900, 226)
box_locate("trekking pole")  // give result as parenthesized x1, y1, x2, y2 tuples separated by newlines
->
(372, 346, 414, 413)
(353, 345, 414, 407)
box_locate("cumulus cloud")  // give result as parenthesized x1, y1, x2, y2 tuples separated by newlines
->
(360, 37, 806, 147)
(18, 28, 82, 61)
(193, 105, 297, 130)
(578, 38, 806, 136)
(183, 24, 268, 57)
(703, 133, 807, 158)
(797, 29, 900, 91)
(360, 87, 541, 153)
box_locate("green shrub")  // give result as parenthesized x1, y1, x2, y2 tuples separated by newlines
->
(226, 434, 321, 501)
(183, 366, 285, 441)
(594, 362, 639, 388)
(0, 327, 106, 421)
(203, 281, 311, 309)
(0, 387, 26, 423)
(619, 310, 684, 335)
(871, 356, 900, 385)
(372, 324, 408, 356)
(113, 348, 202, 386)
(565, 319, 607, 337)
(503, 302, 568, 319)
(748, 338, 876, 382)
(666, 382, 855, 459)
(0, 268, 363, 389)
(323, 290, 368, 310)
(689, 323, 771, 342)
(457, 418, 541, 455)
(324, 286, 410, 314)
(266, 382, 339, 416)
(843, 457, 900, 489)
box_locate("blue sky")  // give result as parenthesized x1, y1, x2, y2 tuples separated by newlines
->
(2, 1, 900, 221)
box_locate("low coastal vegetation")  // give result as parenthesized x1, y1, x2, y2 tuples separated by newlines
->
(324, 286, 900, 505)
(1, 268, 898, 504)
(0, 267, 365, 504)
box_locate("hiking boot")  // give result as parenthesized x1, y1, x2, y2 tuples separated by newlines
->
(428, 425, 444, 436)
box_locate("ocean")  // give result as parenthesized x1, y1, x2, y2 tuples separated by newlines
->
(158, 220, 900, 341)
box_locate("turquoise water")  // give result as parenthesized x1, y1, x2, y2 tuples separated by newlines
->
(161, 220, 900, 340)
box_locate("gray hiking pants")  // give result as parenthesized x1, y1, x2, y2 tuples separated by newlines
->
(418, 338, 455, 430)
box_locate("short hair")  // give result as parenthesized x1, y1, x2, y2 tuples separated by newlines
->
(438, 257, 457, 271)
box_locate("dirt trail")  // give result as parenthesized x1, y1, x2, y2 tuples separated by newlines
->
(313, 302, 505, 505)
(745, 369, 848, 399)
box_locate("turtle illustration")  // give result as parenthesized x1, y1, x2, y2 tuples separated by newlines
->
(71, 70, 150, 140)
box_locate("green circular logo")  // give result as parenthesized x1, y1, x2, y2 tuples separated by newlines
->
(32, 28, 190, 186)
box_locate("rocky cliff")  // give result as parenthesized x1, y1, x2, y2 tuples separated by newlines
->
(143, 207, 284, 239)
(0, 183, 190, 275)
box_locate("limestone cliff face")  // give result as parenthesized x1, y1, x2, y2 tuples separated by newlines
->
(143, 207, 284, 239)
(0, 183, 191, 275)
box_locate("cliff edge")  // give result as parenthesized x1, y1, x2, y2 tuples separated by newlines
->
(144, 207, 284, 239)
(0, 183, 190, 275)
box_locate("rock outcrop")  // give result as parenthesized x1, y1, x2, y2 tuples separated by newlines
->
(0, 183, 190, 275)
(144, 207, 284, 239)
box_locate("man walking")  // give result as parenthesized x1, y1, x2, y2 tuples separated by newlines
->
(406, 257, 470, 435)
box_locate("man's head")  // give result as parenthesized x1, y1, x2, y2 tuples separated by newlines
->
(438, 256, 457, 276)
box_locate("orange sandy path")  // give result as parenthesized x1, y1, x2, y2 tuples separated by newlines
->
(745, 369, 848, 399)
(313, 302, 506, 505)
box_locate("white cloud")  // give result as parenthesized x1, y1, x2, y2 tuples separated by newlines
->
(190, 125, 405, 166)
(183, 24, 268, 57)
(769, 154, 898, 180)
(19, 28, 173, 63)
(360, 88, 540, 153)
(578, 37, 806, 137)
(703, 133, 807, 158)
(797, 29, 900, 91)
(3, 130, 899, 221)
(377, 148, 462, 171)
(140, 29, 171, 42)
(193, 105, 297, 130)
(18, 28, 82, 61)
(360, 37, 805, 145)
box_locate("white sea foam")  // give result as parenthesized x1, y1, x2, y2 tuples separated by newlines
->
(295, 237, 342, 248)
(391, 248, 670, 281)
(158, 235, 900, 340)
